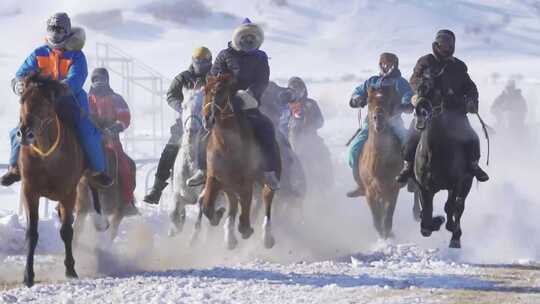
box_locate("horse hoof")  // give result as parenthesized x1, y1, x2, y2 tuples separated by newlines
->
(66, 269, 79, 279)
(264, 235, 275, 249)
(432, 216, 446, 231)
(449, 239, 461, 249)
(227, 238, 238, 250)
(209, 208, 225, 226)
(23, 275, 34, 288)
(240, 227, 254, 240)
(420, 228, 432, 237)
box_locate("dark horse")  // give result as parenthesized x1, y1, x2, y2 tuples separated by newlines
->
(358, 87, 404, 239)
(17, 74, 106, 287)
(200, 74, 281, 250)
(413, 70, 474, 249)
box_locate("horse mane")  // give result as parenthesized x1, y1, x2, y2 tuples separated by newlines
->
(22, 72, 66, 103)
(203, 73, 234, 117)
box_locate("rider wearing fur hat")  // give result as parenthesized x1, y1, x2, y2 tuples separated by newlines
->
(186, 18, 281, 190)
(143, 47, 213, 204)
(347, 52, 413, 197)
(395, 29, 489, 183)
(2, 12, 112, 187)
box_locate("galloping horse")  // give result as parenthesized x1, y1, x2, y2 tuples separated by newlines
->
(357, 87, 404, 239)
(200, 74, 280, 250)
(169, 88, 225, 242)
(17, 74, 107, 287)
(413, 69, 474, 249)
(74, 134, 137, 240)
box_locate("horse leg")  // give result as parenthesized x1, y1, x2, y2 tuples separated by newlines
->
(444, 190, 456, 233)
(89, 186, 109, 232)
(382, 191, 399, 240)
(202, 177, 224, 226)
(366, 194, 384, 239)
(238, 188, 254, 240)
(168, 192, 187, 237)
(22, 186, 39, 287)
(419, 190, 445, 237)
(190, 197, 204, 246)
(412, 189, 422, 222)
(224, 192, 239, 250)
(449, 196, 465, 249)
(109, 212, 122, 240)
(59, 195, 78, 279)
(262, 185, 276, 249)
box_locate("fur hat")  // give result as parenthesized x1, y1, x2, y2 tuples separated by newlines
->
(231, 18, 264, 52)
(64, 27, 86, 51)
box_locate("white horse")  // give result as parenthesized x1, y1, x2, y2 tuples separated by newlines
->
(168, 89, 207, 240)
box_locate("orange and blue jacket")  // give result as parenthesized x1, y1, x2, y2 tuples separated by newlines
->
(15, 45, 89, 110)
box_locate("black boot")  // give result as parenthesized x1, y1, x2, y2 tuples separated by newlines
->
(470, 161, 489, 182)
(1, 166, 20, 186)
(91, 172, 113, 188)
(396, 161, 414, 183)
(143, 178, 168, 205)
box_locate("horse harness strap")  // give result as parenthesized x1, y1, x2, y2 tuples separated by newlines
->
(30, 114, 62, 157)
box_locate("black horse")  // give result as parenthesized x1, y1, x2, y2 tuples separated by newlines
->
(413, 69, 475, 249)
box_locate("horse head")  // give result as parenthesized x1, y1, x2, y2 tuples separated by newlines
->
(203, 74, 235, 127)
(18, 72, 66, 145)
(367, 86, 397, 133)
(414, 68, 442, 131)
(182, 89, 204, 142)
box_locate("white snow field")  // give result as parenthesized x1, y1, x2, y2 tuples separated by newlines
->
(1, 0, 540, 303)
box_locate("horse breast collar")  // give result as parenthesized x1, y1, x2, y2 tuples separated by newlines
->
(30, 114, 62, 157)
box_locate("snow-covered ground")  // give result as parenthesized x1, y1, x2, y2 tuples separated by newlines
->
(1, 0, 540, 303)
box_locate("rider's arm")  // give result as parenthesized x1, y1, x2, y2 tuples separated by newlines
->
(409, 56, 430, 93)
(306, 99, 324, 130)
(62, 51, 88, 94)
(461, 67, 479, 102)
(166, 74, 185, 113)
(350, 79, 370, 108)
(113, 94, 131, 132)
(396, 78, 414, 113)
(247, 52, 270, 102)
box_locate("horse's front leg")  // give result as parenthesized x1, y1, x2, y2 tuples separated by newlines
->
(238, 187, 254, 240)
(168, 191, 187, 237)
(224, 192, 239, 250)
(202, 177, 224, 226)
(22, 186, 39, 287)
(419, 189, 445, 237)
(59, 193, 78, 279)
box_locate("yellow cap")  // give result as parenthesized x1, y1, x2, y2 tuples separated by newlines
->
(192, 47, 212, 61)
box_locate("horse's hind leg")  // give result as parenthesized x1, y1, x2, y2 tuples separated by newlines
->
(59, 193, 78, 279)
(22, 186, 39, 287)
(450, 182, 471, 249)
(238, 188, 254, 240)
(224, 192, 239, 250)
(190, 198, 204, 246)
(262, 185, 276, 249)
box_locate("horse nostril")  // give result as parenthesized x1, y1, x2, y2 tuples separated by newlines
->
(16, 130, 23, 138)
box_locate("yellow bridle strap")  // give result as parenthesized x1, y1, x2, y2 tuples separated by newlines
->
(30, 115, 62, 157)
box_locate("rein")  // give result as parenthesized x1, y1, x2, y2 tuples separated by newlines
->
(30, 114, 62, 157)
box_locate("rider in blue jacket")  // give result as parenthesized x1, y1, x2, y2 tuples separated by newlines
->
(1, 12, 111, 187)
(347, 53, 413, 197)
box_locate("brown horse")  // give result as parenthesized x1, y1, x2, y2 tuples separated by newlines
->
(358, 86, 404, 239)
(74, 145, 137, 240)
(17, 74, 107, 287)
(200, 74, 280, 250)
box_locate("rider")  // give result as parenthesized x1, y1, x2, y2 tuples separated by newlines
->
(347, 53, 413, 197)
(395, 29, 489, 183)
(491, 79, 527, 130)
(1, 12, 112, 187)
(88, 67, 138, 215)
(186, 18, 281, 190)
(283, 76, 324, 135)
(143, 47, 213, 204)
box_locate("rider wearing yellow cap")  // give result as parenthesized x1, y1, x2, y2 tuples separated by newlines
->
(144, 46, 212, 204)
